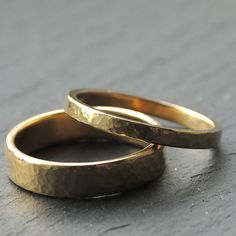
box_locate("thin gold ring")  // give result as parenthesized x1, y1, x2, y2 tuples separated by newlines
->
(65, 89, 221, 149)
(5, 108, 165, 198)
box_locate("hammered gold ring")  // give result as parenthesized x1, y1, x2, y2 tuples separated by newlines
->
(5, 108, 165, 198)
(65, 89, 222, 149)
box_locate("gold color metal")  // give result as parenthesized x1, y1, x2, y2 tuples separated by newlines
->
(5, 108, 165, 198)
(65, 89, 222, 149)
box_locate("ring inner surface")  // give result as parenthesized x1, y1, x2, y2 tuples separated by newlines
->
(76, 92, 215, 131)
(15, 113, 145, 161)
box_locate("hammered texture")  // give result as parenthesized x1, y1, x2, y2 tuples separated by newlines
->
(65, 89, 222, 149)
(6, 145, 165, 198)
(5, 110, 165, 198)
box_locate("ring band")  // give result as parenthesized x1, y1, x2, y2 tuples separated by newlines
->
(65, 89, 221, 149)
(5, 108, 165, 198)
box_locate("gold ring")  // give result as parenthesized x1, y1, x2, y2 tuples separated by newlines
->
(5, 108, 165, 198)
(65, 89, 222, 149)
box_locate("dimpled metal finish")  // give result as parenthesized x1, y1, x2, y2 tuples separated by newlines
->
(65, 89, 222, 149)
(5, 109, 165, 198)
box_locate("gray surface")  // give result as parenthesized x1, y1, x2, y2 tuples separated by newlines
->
(0, 0, 236, 235)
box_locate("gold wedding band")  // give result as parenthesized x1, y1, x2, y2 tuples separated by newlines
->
(65, 89, 222, 149)
(5, 108, 165, 198)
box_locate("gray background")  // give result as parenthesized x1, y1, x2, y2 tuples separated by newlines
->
(1, 0, 236, 235)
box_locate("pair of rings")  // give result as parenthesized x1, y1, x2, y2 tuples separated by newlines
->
(5, 89, 221, 198)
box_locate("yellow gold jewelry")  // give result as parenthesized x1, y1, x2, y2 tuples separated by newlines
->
(65, 89, 222, 149)
(5, 108, 165, 198)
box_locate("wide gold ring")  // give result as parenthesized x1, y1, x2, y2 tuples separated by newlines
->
(5, 107, 165, 198)
(65, 89, 222, 149)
